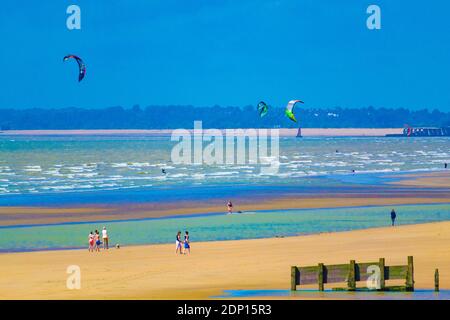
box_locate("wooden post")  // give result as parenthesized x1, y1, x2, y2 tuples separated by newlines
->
(291, 266, 297, 291)
(435, 269, 439, 292)
(406, 256, 414, 291)
(318, 263, 324, 291)
(379, 258, 385, 290)
(347, 260, 356, 291)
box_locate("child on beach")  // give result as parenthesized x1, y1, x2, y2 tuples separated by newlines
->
(176, 231, 183, 254)
(183, 231, 190, 255)
(88, 232, 95, 252)
(94, 230, 101, 252)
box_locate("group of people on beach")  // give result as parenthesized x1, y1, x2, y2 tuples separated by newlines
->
(85, 201, 398, 254)
(176, 231, 190, 255)
(88, 227, 109, 252)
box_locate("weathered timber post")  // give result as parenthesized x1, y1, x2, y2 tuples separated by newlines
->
(379, 258, 385, 290)
(435, 269, 439, 292)
(347, 260, 356, 291)
(406, 256, 414, 291)
(291, 266, 297, 291)
(318, 263, 324, 291)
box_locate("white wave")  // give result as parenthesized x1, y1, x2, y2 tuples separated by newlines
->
(111, 163, 129, 168)
(41, 185, 75, 191)
(24, 166, 42, 172)
(169, 173, 188, 178)
(0, 172, 15, 176)
(191, 173, 205, 179)
(98, 183, 118, 188)
(208, 171, 239, 176)
(289, 160, 312, 164)
(75, 172, 98, 178)
(43, 169, 61, 175)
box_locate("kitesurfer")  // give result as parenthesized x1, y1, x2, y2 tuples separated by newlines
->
(63, 54, 86, 82)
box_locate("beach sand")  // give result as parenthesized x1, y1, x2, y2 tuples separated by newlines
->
(390, 170, 450, 188)
(0, 170, 448, 299)
(1, 221, 449, 300)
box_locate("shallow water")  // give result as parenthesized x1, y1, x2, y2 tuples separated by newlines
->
(1, 203, 449, 252)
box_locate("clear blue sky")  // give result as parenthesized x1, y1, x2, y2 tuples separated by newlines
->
(1, 0, 449, 111)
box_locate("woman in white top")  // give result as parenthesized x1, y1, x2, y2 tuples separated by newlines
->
(102, 227, 109, 250)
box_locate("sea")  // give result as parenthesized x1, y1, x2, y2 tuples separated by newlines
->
(0, 135, 448, 196)
(0, 135, 449, 252)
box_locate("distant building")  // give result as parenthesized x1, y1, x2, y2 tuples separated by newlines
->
(386, 126, 450, 137)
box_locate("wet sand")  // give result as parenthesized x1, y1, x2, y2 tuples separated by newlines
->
(0, 221, 449, 299)
(390, 170, 450, 188)
(1, 195, 449, 227)
(0, 171, 448, 299)
(1, 170, 449, 226)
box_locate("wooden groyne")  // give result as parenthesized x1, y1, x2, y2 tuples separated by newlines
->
(291, 256, 415, 292)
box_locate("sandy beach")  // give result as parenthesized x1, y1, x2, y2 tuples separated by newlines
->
(0, 151, 448, 299)
(2, 0, 450, 304)
(0, 221, 449, 300)
(390, 171, 450, 188)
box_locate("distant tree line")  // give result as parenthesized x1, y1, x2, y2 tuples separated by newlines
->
(0, 105, 449, 130)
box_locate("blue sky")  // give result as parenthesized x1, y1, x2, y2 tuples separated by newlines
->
(0, 0, 449, 111)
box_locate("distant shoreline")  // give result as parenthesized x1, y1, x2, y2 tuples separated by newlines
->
(0, 128, 403, 137)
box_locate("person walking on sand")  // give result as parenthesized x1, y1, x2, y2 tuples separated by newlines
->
(227, 201, 233, 214)
(391, 209, 397, 226)
(88, 231, 95, 252)
(183, 231, 190, 255)
(176, 231, 183, 254)
(94, 230, 101, 252)
(102, 226, 109, 250)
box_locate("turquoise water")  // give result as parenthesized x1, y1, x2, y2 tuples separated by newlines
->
(215, 289, 450, 300)
(1, 203, 449, 252)
(1, 135, 449, 195)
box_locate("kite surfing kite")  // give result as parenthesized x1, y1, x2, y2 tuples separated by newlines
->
(257, 101, 269, 118)
(285, 99, 304, 122)
(63, 54, 86, 82)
